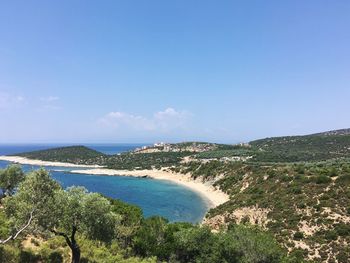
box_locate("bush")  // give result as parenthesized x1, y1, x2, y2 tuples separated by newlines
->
(293, 231, 304, 240)
(19, 250, 41, 263)
(314, 175, 332, 184)
(48, 252, 63, 263)
(328, 168, 338, 177)
(291, 186, 302, 194)
(347, 207, 350, 215)
(289, 248, 308, 261)
(0, 245, 19, 263)
(325, 230, 337, 241)
(334, 223, 350, 237)
(336, 173, 350, 183)
(337, 251, 350, 263)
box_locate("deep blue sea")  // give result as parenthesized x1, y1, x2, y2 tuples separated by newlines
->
(0, 144, 208, 223)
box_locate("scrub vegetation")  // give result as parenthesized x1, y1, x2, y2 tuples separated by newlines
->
(10, 128, 350, 262)
(0, 166, 295, 263)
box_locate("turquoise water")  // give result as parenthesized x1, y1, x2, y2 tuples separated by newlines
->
(0, 144, 209, 223)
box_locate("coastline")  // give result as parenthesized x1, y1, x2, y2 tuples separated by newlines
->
(71, 168, 229, 208)
(0, 155, 101, 168)
(0, 155, 229, 209)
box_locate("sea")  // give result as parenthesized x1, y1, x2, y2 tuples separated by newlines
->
(0, 144, 209, 223)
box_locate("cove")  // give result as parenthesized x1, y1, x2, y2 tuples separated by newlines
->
(0, 160, 209, 223)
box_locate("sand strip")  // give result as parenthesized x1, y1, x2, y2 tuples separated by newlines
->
(0, 155, 101, 168)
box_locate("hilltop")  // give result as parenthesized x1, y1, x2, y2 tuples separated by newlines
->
(312, 128, 350, 136)
(134, 141, 235, 154)
(250, 131, 350, 162)
(14, 145, 106, 165)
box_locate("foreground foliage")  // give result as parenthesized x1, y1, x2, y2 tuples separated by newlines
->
(0, 167, 296, 262)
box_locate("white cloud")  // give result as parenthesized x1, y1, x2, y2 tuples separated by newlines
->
(153, 108, 192, 130)
(0, 92, 25, 109)
(40, 96, 60, 102)
(16, 96, 25, 102)
(99, 108, 192, 132)
(39, 96, 61, 110)
(100, 112, 155, 130)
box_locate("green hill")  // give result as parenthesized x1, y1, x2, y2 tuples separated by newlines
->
(312, 128, 350, 136)
(14, 145, 193, 169)
(173, 158, 350, 262)
(105, 151, 192, 170)
(250, 132, 350, 162)
(15, 145, 106, 165)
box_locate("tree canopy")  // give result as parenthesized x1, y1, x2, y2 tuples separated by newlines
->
(0, 165, 25, 197)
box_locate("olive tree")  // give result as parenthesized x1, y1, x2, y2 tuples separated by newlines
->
(3, 168, 60, 234)
(52, 187, 121, 262)
(3, 169, 120, 263)
(0, 165, 25, 198)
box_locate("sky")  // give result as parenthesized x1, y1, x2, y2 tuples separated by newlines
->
(0, 1, 349, 143)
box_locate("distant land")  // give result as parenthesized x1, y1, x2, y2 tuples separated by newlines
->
(9, 127, 350, 165)
(1, 128, 350, 262)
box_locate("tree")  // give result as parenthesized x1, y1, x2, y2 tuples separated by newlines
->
(0, 210, 33, 244)
(3, 168, 60, 235)
(52, 187, 120, 263)
(109, 198, 143, 248)
(223, 224, 286, 263)
(0, 165, 25, 198)
(133, 218, 192, 261)
(3, 169, 119, 263)
(133, 216, 168, 257)
(174, 226, 218, 262)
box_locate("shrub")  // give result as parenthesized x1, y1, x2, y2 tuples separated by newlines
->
(334, 223, 350, 237)
(314, 175, 332, 184)
(291, 186, 302, 194)
(293, 231, 304, 240)
(241, 215, 250, 224)
(19, 250, 41, 263)
(325, 230, 337, 241)
(297, 203, 306, 209)
(48, 252, 63, 263)
(337, 251, 350, 263)
(336, 173, 350, 183)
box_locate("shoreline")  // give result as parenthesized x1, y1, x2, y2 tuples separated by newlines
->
(0, 155, 229, 209)
(71, 168, 229, 208)
(0, 155, 101, 168)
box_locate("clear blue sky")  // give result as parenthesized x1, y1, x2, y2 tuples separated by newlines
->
(0, 1, 349, 143)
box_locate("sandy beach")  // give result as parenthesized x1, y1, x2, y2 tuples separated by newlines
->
(0, 155, 229, 209)
(0, 155, 101, 168)
(71, 168, 229, 208)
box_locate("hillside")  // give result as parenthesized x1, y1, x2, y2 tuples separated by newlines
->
(134, 141, 235, 154)
(312, 128, 350, 136)
(14, 146, 106, 165)
(172, 159, 350, 262)
(14, 145, 194, 170)
(250, 133, 350, 162)
(105, 151, 193, 170)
